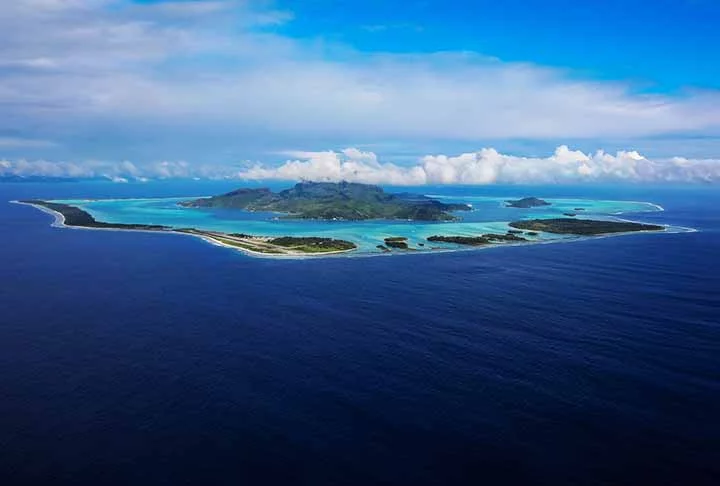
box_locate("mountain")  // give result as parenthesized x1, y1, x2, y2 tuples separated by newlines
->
(179, 181, 471, 221)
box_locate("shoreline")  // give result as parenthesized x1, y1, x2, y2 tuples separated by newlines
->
(11, 201, 358, 259)
(188, 233, 356, 259)
(13, 200, 689, 260)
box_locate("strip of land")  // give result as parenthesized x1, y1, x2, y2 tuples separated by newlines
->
(19, 200, 357, 257)
(509, 218, 664, 235)
(176, 230, 356, 256)
(21, 199, 171, 231)
(419, 219, 664, 248)
(426, 232, 528, 246)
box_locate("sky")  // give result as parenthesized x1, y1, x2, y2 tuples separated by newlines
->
(1, 0, 720, 184)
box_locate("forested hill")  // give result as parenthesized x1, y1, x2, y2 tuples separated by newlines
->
(179, 181, 471, 221)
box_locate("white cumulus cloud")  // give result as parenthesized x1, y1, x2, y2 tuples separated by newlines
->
(6, 145, 715, 184)
(0, 137, 58, 148)
(239, 146, 720, 184)
(0, 158, 233, 181)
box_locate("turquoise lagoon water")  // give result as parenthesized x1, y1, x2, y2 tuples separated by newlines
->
(53, 193, 672, 255)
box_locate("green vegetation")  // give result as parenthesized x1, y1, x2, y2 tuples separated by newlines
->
(427, 235, 491, 246)
(22, 197, 666, 258)
(177, 231, 356, 255)
(505, 197, 551, 208)
(383, 237, 409, 249)
(483, 233, 527, 242)
(509, 218, 665, 235)
(179, 181, 471, 221)
(427, 232, 528, 246)
(269, 237, 357, 253)
(21, 200, 170, 231)
(22, 201, 356, 256)
(209, 235, 283, 254)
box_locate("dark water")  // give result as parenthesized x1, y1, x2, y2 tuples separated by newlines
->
(1, 182, 718, 485)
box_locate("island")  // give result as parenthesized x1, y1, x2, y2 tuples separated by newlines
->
(427, 232, 528, 246)
(19, 200, 357, 256)
(16, 187, 670, 259)
(505, 197, 551, 208)
(484, 233, 527, 242)
(175, 231, 356, 255)
(428, 233, 527, 246)
(425, 219, 665, 247)
(509, 218, 664, 235)
(179, 181, 472, 221)
(384, 237, 409, 249)
(428, 235, 491, 246)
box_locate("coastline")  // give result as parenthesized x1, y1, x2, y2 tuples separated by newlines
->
(13, 199, 689, 260)
(11, 200, 358, 259)
(188, 232, 356, 259)
(12, 200, 176, 236)
(13, 200, 66, 227)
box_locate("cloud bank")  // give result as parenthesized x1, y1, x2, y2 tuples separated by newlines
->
(3, 146, 719, 184)
(240, 146, 720, 184)
(0, 159, 226, 182)
(1, 0, 720, 154)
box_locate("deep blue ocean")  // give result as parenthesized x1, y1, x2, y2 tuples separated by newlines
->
(1, 181, 718, 485)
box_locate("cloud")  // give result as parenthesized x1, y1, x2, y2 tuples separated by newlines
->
(0, 158, 233, 181)
(0, 137, 57, 148)
(239, 145, 720, 184)
(139, 1, 233, 17)
(0, 0, 719, 153)
(14, 0, 111, 11)
(3, 146, 719, 184)
(361, 23, 424, 33)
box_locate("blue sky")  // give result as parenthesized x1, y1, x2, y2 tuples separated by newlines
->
(1, 0, 719, 183)
(276, 0, 720, 92)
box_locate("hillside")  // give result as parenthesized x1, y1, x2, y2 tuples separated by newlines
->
(179, 181, 471, 221)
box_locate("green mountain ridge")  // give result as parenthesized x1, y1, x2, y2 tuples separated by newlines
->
(179, 181, 472, 221)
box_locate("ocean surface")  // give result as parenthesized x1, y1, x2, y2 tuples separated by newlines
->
(1, 181, 718, 485)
